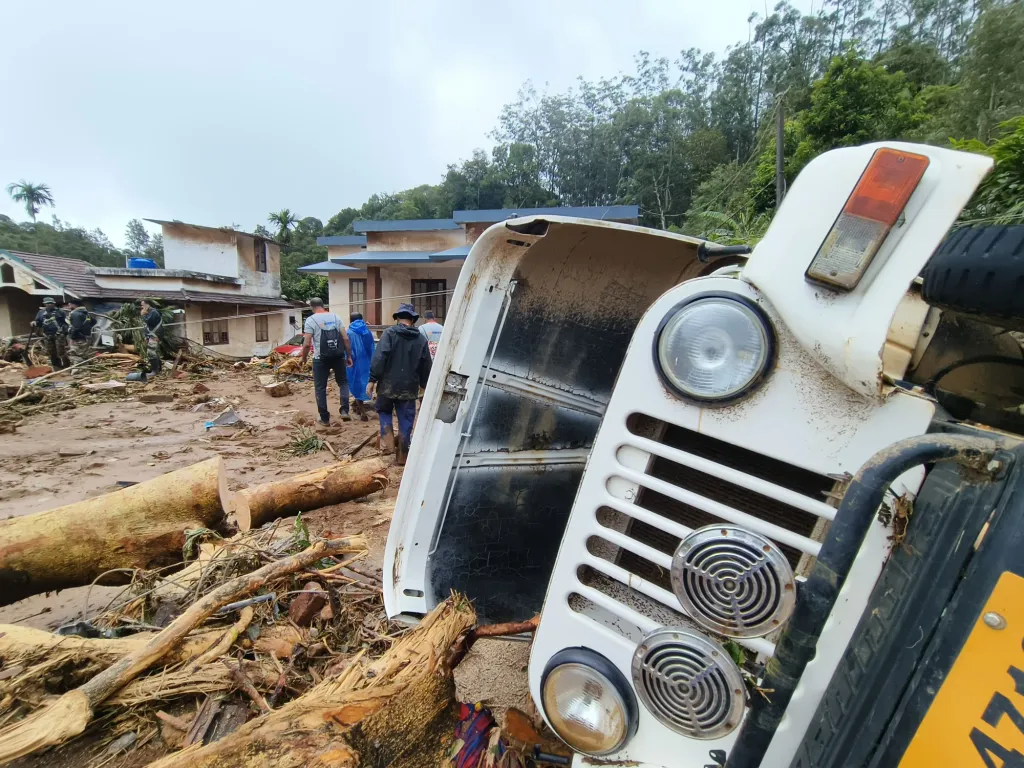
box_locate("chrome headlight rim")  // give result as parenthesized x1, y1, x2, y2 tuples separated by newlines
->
(652, 292, 777, 407)
(540, 646, 639, 756)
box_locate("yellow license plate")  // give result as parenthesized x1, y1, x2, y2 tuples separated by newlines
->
(901, 571, 1024, 768)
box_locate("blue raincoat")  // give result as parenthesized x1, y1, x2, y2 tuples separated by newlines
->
(346, 319, 376, 401)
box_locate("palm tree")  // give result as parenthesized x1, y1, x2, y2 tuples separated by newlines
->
(6, 180, 55, 223)
(267, 209, 298, 241)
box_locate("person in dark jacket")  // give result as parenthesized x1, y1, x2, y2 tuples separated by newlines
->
(367, 303, 431, 464)
(140, 299, 163, 375)
(65, 298, 95, 367)
(31, 296, 69, 369)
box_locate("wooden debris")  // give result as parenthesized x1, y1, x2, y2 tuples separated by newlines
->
(0, 457, 238, 606)
(240, 458, 389, 528)
(144, 597, 475, 768)
(140, 393, 175, 404)
(287, 582, 327, 627)
(0, 537, 362, 763)
(264, 381, 291, 398)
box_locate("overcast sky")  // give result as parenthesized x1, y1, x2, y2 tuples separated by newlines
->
(1, 0, 813, 247)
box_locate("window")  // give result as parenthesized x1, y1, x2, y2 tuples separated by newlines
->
(255, 314, 269, 342)
(201, 306, 230, 346)
(411, 279, 447, 320)
(0, 264, 13, 283)
(254, 238, 268, 273)
(349, 278, 367, 310)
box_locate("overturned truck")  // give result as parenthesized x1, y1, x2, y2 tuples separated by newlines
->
(386, 141, 1024, 767)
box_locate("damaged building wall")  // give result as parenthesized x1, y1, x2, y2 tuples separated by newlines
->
(327, 270, 368, 322)
(368, 230, 465, 253)
(181, 304, 292, 358)
(0, 288, 40, 337)
(380, 263, 462, 321)
(236, 233, 282, 299)
(162, 226, 239, 278)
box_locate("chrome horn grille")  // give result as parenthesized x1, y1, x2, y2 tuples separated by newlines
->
(631, 628, 745, 739)
(670, 525, 796, 638)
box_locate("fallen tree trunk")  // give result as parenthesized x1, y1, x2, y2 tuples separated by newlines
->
(144, 596, 475, 768)
(0, 536, 360, 765)
(239, 457, 389, 529)
(0, 457, 239, 606)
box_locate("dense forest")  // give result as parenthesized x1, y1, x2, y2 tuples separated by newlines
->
(4, 0, 1023, 300)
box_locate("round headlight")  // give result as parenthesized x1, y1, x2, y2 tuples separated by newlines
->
(541, 648, 638, 756)
(655, 295, 774, 403)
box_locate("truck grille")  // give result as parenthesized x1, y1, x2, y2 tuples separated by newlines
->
(572, 413, 838, 653)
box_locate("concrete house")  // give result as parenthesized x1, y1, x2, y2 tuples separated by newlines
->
(298, 206, 639, 324)
(0, 220, 299, 358)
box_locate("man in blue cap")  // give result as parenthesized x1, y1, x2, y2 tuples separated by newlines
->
(367, 303, 432, 464)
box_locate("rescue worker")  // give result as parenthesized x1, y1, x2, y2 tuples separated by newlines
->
(65, 298, 95, 368)
(299, 297, 353, 426)
(367, 303, 432, 464)
(31, 297, 69, 369)
(346, 312, 375, 421)
(139, 299, 164, 375)
(418, 310, 444, 359)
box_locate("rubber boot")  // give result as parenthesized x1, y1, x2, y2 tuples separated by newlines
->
(378, 425, 394, 455)
(396, 441, 408, 467)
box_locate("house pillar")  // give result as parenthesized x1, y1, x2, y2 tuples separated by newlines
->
(366, 266, 383, 325)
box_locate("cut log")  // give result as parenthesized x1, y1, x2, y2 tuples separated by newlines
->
(240, 458, 389, 528)
(0, 537, 360, 764)
(263, 381, 291, 397)
(0, 457, 235, 606)
(144, 596, 475, 768)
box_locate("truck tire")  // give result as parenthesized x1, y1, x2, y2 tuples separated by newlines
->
(922, 225, 1024, 329)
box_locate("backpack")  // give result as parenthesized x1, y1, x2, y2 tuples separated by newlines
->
(318, 315, 344, 360)
(41, 310, 61, 337)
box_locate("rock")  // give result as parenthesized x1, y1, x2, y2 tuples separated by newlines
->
(24, 365, 52, 379)
(58, 447, 90, 457)
(140, 393, 174, 404)
(258, 374, 277, 386)
(192, 382, 210, 394)
(106, 731, 138, 755)
(264, 382, 291, 398)
(233, 362, 246, 370)
(82, 380, 127, 393)
(287, 581, 327, 626)
(320, 602, 335, 621)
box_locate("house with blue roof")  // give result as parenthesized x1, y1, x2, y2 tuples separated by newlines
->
(298, 205, 638, 325)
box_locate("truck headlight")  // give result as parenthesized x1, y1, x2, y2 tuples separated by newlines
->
(541, 648, 638, 756)
(654, 294, 774, 403)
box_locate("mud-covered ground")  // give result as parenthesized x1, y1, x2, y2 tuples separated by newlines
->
(0, 365, 394, 631)
(0, 363, 534, 767)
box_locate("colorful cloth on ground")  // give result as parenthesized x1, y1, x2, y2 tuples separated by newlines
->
(451, 702, 500, 768)
(346, 318, 375, 400)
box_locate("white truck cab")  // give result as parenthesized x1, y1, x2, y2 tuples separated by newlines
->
(385, 142, 1012, 767)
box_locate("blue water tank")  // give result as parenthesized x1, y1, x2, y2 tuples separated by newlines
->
(128, 258, 159, 269)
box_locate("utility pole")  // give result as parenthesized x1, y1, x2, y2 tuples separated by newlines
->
(775, 93, 786, 209)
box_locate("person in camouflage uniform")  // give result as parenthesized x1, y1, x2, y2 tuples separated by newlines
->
(65, 298, 95, 367)
(140, 299, 163, 375)
(32, 297, 69, 370)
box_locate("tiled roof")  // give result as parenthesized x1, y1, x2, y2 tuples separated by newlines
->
(94, 288, 296, 307)
(1, 249, 294, 307)
(3, 250, 103, 298)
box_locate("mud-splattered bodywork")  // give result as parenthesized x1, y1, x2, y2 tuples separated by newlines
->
(384, 217, 706, 622)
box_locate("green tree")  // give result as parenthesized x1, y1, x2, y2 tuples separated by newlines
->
(5, 181, 55, 223)
(268, 209, 299, 241)
(954, 117, 1024, 224)
(802, 48, 923, 150)
(125, 218, 151, 254)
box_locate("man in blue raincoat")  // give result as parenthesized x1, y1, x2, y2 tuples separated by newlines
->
(346, 312, 375, 421)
